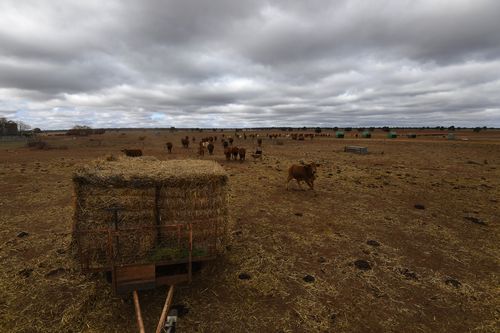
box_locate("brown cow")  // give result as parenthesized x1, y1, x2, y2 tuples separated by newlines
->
(238, 148, 246, 161)
(166, 142, 173, 153)
(224, 147, 232, 160)
(198, 142, 205, 156)
(121, 149, 143, 157)
(286, 163, 319, 190)
(207, 142, 214, 155)
(181, 137, 189, 148)
(231, 146, 239, 160)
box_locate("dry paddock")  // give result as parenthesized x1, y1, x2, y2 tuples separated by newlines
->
(0, 129, 499, 333)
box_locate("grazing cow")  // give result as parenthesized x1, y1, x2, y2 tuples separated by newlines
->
(238, 148, 246, 161)
(181, 137, 189, 148)
(231, 146, 239, 160)
(121, 149, 143, 157)
(207, 142, 214, 155)
(166, 142, 173, 153)
(224, 147, 232, 160)
(286, 163, 319, 190)
(222, 140, 229, 148)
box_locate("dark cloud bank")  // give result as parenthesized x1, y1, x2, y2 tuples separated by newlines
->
(1, 0, 499, 129)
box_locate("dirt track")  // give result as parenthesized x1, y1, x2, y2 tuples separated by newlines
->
(0, 129, 499, 332)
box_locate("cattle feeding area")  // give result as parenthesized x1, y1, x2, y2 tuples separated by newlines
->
(0, 128, 499, 332)
(73, 158, 229, 283)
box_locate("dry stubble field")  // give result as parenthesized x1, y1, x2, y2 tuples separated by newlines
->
(0, 129, 499, 333)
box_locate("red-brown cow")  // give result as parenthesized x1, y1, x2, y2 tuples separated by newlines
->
(224, 147, 232, 160)
(231, 146, 239, 160)
(286, 163, 319, 190)
(121, 149, 143, 157)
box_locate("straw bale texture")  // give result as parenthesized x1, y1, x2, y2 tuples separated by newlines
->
(73, 157, 228, 269)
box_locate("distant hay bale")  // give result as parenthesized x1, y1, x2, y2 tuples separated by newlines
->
(73, 157, 229, 270)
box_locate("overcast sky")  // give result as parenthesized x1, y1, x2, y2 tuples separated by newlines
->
(1, 0, 499, 129)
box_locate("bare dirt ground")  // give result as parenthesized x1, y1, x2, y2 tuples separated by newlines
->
(0, 129, 499, 333)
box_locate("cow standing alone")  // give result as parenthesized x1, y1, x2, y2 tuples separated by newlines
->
(166, 142, 173, 153)
(286, 163, 319, 190)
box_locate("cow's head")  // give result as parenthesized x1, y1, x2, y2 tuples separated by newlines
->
(304, 163, 318, 179)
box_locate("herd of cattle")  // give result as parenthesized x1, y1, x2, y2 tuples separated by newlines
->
(120, 134, 318, 190)
(121, 135, 253, 162)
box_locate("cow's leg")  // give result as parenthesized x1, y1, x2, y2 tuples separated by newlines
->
(306, 180, 314, 190)
(296, 179, 303, 190)
(286, 176, 293, 190)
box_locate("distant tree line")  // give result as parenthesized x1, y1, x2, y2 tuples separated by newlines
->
(66, 125, 106, 136)
(0, 117, 40, 136)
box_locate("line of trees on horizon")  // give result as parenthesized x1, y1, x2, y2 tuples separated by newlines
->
(2, 117, 496, 134)
(0, 117, 41, 136)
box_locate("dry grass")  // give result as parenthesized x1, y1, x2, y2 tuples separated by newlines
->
(0, 129, 499, 332)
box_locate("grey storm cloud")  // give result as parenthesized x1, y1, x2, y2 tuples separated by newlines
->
(1, 0, 499, 129)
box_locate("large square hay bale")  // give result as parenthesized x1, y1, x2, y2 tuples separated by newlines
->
(73, 157, 229, 270)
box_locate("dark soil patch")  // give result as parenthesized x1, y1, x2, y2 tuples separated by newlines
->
(464, 216, 487, 226)
(445, 278, 461, 288)
(399, 268, 418, 281)
(18, 268, 33, 278)
(366, 240, 380, 247)
(354, 260, 371, 270)
(303, 274, 315, 283)
(171, 303, 190, 317)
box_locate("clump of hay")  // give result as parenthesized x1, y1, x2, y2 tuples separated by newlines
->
(73, 156, 229, 270)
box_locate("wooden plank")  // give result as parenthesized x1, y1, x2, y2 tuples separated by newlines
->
(133, 290, 146, 333)
(155, 285, 175, 333)
(115, 264, 156, 294)
(116, 264, 155, 284)
(156, 274, 190, 287)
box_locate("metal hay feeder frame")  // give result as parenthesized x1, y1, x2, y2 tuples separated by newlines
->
(75, 206, 221, 332)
